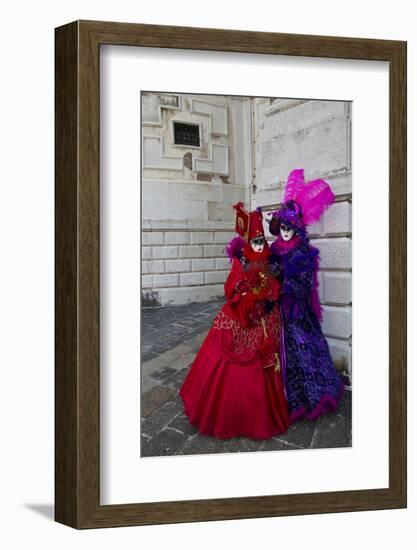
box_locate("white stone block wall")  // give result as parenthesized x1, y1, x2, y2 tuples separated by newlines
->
(141, 226, 236, 306)
(141, 92, 252, 308)
(253, 98, 352, 381)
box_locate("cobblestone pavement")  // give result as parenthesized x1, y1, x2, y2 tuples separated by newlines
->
(141, 299, 225, 362)
(141, 300, 352, 457)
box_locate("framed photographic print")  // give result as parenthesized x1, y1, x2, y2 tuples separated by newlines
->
(55, 20, 406, 528)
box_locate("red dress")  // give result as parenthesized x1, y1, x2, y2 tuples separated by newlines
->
(179, 251, 291, 440)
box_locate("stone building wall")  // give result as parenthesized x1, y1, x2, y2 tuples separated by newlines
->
(252, 98, 352, 377)
(141, 92, 252, 306)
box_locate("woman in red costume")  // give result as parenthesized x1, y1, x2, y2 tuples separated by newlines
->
(179, 203, 291, 440)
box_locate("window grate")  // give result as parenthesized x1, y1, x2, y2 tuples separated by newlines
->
(173, 122, 200, 147)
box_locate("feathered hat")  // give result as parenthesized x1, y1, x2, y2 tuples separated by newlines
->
(269, 169, 335, 237)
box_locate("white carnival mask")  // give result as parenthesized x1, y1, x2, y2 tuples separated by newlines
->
(250, 235, 265, 253)
(280, 223, 295, 242)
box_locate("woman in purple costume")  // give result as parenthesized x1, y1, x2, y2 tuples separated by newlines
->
(268, 169, 344, 422)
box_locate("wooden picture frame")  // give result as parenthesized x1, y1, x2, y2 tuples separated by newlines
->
(55, 20, 407, 529)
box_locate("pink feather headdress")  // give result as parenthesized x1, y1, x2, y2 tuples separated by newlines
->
(283, 168, 335, 225)
(269, 169, 335, 235)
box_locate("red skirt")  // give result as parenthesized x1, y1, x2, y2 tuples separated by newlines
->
(179, 305, 290, 440)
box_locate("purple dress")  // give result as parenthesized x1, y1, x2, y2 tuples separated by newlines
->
(272, 240, 344, 422)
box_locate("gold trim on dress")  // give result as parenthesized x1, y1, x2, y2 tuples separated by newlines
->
(213, 308, 280, 355)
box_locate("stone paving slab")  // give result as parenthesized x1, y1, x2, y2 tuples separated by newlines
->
(140, 300, 352, 457)
(142, 428, 190, 457)
(164, 367, 190, 390)
(142, 401, 182, 436)
(168, 413, 199, 437)
(259, 438, 300, 452)
(141, 299, 224, 361)
(276, 417, 318, 449)
(311, 410, 352, 449)
(149, 366, 177, 382)
(180, 434, 233, 456)
(141, 385, 178, 418)
(141, 349, 200, 393)
(221, 437, 264, 454)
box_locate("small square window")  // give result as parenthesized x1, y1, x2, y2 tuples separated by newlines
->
(173, 122, 200, 147)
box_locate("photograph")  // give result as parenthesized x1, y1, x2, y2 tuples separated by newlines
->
(140, 92, 352, 457)
(0, 0, 410, 541)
